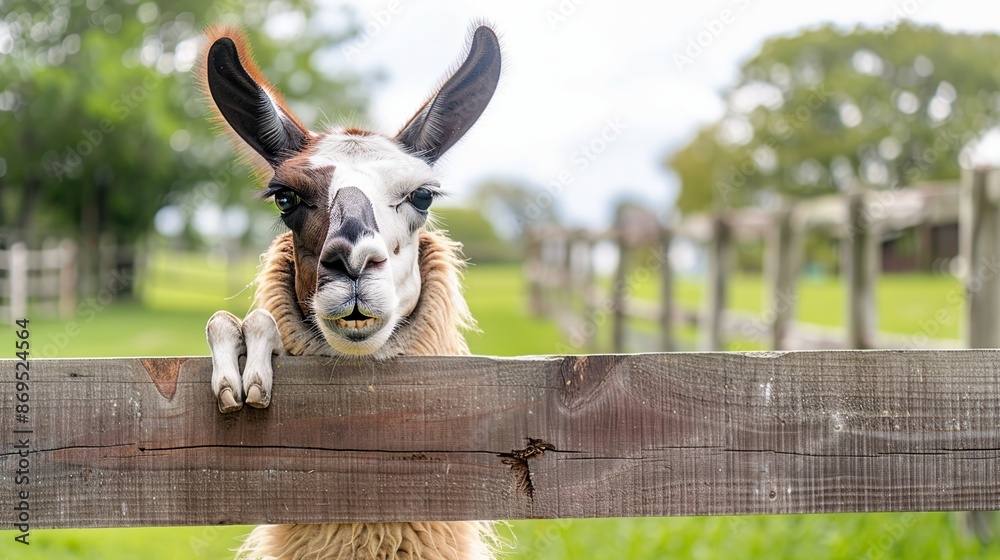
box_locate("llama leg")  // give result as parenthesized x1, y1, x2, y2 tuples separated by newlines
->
(206, 310, 245, 413)
(241, 308, 284, 408)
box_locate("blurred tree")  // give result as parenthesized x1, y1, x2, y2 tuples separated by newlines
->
(666, 23, 1000, 213)
(0, 0, 370, 245)
(432, 206, 518, 263)
(469, 178, 559, 239)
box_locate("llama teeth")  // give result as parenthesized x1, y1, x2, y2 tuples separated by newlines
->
(336, 317, 376, 330)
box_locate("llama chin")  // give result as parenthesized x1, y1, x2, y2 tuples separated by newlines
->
(201, 22, 502, 560)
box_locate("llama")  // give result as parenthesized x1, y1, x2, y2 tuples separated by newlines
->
(199, 23, 501, 560)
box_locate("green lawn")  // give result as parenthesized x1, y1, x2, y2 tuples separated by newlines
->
(0, 254, 996, 559)
(612, 272, 965, 351)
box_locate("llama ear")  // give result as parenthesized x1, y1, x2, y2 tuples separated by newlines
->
(202, 28, 309, 168)
(395, 25, 501, 164)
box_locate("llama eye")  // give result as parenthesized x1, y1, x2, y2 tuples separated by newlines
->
(408, 187, 433, 212)
(273, 188, 300, 213)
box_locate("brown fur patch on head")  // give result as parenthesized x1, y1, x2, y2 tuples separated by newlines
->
(267, 149, 336, 315)
(271, 150, 332, 203)
(195, 24, 310, 182)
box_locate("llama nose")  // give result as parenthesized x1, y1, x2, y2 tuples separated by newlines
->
(320, 235, 367, 280)
(319, 186, 382, 280)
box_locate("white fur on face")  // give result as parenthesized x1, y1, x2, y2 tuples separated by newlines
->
(307, 130, 438, 356)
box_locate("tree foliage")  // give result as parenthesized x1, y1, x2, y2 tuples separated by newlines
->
(666, 23, 1000, 213)
(0, 0, 370, 244)
(470, 179, 560, 239)
(432, 206, 518, 263)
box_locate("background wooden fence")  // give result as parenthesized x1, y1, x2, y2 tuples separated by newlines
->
(525, 169, 998, 354)
(0, 240, 76, 324)
(0, 235, 139, 324)
(1, 350, 999, 528)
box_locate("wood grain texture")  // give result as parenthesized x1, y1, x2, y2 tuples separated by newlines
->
(2, 351, 1000, 529)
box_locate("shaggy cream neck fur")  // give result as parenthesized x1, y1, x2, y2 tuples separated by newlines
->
(240, 228, 493, 560)
(254, 229, 474, 359)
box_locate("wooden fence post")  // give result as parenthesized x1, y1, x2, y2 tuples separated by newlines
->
(844, 189, 878, 349)
(525, 230, 546, 315)
(40, 238, 60, 317)
(658, 226, 675, 352)
(611, 217, 628, 353)
(98, 232, 116, 293)
(9, 241, 28, 323)
(766, 205, 800, 350)
(558, 231, 573, 311)
(701, 214, 731, 351)
(577, 234, 598, 350)
(959, 166, 1000, 542)
(59, 239, 78, 318)
(961, 167, 1000, 348)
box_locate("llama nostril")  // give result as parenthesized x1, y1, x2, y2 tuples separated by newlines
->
(319, 245, 386, 280)
(320, 254, 355, 279)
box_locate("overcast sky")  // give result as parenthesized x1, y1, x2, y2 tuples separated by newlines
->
(301, 0, 1000, 230)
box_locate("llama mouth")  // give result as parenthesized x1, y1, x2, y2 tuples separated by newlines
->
(319, 304, 384, 341)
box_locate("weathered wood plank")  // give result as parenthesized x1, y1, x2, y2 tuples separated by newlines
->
(2, 351, 1000, 529)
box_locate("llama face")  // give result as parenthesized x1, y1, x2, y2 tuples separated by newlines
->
(200, 25, 500, 356)
(266, 132, 438, 354)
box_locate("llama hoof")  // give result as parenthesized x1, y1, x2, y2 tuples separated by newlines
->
(207, 310, 246, 414)
(246, 383, 269, 408)
(218, 387, 243, 413)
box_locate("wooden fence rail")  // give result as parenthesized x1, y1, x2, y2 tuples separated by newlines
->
(525, 175, 977, 353)
(0, 241, 77, 325)
(2, 351, 999, 529)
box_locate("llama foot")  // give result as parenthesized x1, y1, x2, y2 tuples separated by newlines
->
(206, 309, 284, 412)
(241, 309, 284, 409)
(206, 310, 246, 413)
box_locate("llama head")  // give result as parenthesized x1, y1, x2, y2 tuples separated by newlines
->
(200, 25, 500, 355)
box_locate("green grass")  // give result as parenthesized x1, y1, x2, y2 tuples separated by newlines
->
(0, 526, 251, 559)
(618, 272, 966, 350)
(0, 255, 997, 559)
(463, 263, 564, 356)
(507, 513, 992, 560)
